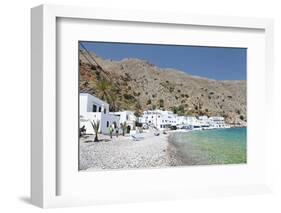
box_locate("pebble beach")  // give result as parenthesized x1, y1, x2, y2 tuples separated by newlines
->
(79, 131, 183, 171)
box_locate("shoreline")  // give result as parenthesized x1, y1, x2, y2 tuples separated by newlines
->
(79, 127, 246, 171)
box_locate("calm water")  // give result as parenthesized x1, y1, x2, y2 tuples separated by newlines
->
(169, 128, 247, 165)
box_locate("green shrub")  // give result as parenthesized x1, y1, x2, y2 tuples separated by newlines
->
(123, 94, 135, 100)
(169, 87, 174, 92)
(159, 99, 164, 108)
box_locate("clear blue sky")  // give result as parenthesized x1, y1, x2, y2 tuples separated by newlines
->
(80, 41, 247, 80)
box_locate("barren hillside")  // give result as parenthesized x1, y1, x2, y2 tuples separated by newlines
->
(79, 52, 247, 125)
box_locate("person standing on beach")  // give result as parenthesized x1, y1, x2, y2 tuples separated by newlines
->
(115, 127, 119, 138)
(109, 126, 113, 139)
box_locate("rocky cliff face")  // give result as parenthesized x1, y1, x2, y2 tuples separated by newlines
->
(79, 52, 247, 125)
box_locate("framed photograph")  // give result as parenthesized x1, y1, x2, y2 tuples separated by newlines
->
(31, 4, 274, 208)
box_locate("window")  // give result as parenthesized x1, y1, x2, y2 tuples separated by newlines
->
(106, 121, 109, 127)
(99, 107, 101, 112)
(104, 108, 106, 114)
(92, 104, 97, 112)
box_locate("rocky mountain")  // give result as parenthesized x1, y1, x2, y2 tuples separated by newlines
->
(79, 51, 247, 125)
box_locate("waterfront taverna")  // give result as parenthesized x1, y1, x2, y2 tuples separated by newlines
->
(80, 93, 120, 134)
(80, 93, 138, 134)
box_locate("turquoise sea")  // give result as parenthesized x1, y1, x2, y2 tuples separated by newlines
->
(169, 128, 247, 165)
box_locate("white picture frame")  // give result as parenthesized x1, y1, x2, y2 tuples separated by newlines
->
(31, 4, 274, 208)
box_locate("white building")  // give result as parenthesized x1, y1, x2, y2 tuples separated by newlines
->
(80, 93, 120, 134)
(186, 116, 199, 126)
(209, 116, 227, 128)
(139, 110, 177, 130)
(139, 108, 231, 130)
(195, 116, 229, 129)
(176, 116, 198, 126)
(110, 111, 137, 131)
(197, 115, 211, 127)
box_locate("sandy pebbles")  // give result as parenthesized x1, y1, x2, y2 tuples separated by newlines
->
(79, 131, 182, 171)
